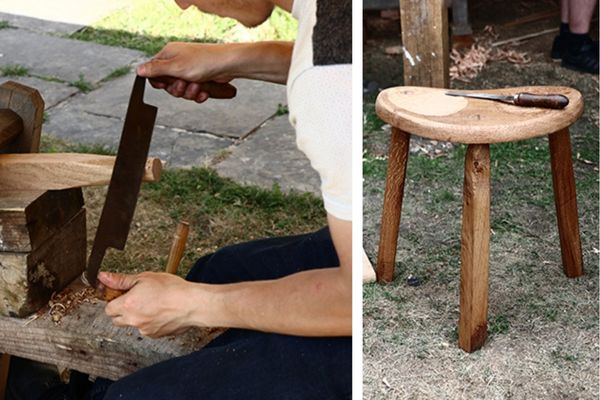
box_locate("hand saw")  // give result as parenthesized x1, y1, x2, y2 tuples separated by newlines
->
(85, 76, 157, 287)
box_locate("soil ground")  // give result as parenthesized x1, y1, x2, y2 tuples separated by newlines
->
(362, 1, 599, 399)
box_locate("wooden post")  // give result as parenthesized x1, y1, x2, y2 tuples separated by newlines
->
(376, 128, 410, 282)
(399, 0, 449, 88)
(458, 144, 490, 352)
(548, 128, 583, 278)
(0, 81, 44, 154)
(0, 354, 9, 400)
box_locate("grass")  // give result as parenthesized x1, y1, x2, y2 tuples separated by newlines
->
(69, 74, 94, 93)
(0, 21, 10, 29)
(69, 0, 297, 56)
(41, 134, 116, 155)
(103, 66, 131, 81)
(86, 168, 325, 275)
(0, 65, 29, 77)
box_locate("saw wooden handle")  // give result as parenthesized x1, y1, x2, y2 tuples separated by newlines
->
(514, 93, 569, 109)
(149, 76, 237, 99)
(95, 221, 190, 302)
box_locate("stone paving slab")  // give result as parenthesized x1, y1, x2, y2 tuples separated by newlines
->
(67, 73, 287, 139)
(0, 13, 83, 34)
(215, 115, 320, 195)
(0, 29, 144, 84)
(0, 0, 124, 27)
(0, 76, 78, 109)
(43, 103, 232, 165)
(169, 132, 233, 168)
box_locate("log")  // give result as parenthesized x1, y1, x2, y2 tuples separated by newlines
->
(0, 153, 162, 191)
(399, 0, 449, 88)
(0, 208, 86, 317)
(0, 280, 224, 381)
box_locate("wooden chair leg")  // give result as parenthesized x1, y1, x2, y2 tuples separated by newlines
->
(548, 128, 584, 278)
(458, 144, 490, 352)
(0, 354, 10, 400)
(376, 127, 410, 283)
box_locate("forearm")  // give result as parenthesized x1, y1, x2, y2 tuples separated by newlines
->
(189, 266, 351, 336)
(226, 41, 293, 84)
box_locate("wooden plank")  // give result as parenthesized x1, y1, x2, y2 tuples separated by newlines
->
(0, 209, 86, 317)
(0, 153, 162, 191)
(548, 128, 583, 278)
(376, 128, 410, 283)
(399, 0, 449, 88)
(0, 280, 224, 381)
(0, 109, 23, 149)
(0, 188, 84, 252)
(0, 354, 9, 400)
(0, 81, 44, 154)
(458, 144, 490, 352)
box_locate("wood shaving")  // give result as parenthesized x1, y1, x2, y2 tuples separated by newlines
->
(450, 25, 531, 82)
(48, 287, 97, 325)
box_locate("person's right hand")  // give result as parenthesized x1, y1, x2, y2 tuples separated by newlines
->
(137, 42, 238, 103)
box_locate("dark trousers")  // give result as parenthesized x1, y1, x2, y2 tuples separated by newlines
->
(101, 227, 352, 400)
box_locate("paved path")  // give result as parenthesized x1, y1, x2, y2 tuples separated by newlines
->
(0, 10, 320, 195)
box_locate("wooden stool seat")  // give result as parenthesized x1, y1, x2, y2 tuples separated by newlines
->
(375, 85, 584, 353)
(376, 86, 583, 144)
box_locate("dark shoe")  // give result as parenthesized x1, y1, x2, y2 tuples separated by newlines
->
(551, 34, 568, 59)
(561, 36, 599, 74)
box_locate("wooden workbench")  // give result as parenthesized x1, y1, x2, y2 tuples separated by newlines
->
(0, 280, 224, 381)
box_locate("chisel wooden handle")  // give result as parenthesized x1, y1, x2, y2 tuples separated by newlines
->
(95, 221, 190, 301)
(149, 76, 237, 99)
(514, 93, 569, 109)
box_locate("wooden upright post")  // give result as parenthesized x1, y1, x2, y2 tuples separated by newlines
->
(399, 0, 449, 88)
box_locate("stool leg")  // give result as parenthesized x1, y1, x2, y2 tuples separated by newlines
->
(549, 128, 584, 278)
(376, 127, 410, 283)
(0, 354, 10, 400)
(458, 144, 490, 352)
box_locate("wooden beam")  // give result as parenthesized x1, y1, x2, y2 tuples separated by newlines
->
(0, 109, 23, 149)
(399, 0, 449, 88)
(0, 280, 224, 381)
(0, 153, 162, 191)
(0, 81, 44, 153)
(458, 144, 490, 352)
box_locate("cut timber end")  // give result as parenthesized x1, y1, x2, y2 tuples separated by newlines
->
(0, 189, 86, 317)
(0, 81, 44, 153)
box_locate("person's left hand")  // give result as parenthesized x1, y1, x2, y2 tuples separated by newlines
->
(99, 271, 196, 338)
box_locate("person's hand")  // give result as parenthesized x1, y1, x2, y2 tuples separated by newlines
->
(137, 42, 238, 103)
(99, 271, 198, 338)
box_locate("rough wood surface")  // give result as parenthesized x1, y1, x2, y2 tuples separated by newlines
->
(0, 81, 44, 154)
(548, 128, 583, 278)
(0, 189, 84, 252)
(376, 86, 584, 144)
(0, 280, 224, 381)
(458, 144, 491, 352)
(0, 109, 23, 149)
(399, 0, 449, 88)
(0, 153, 162, 191)
(0, 209, 86, 317)
(376, 128, 410, 283)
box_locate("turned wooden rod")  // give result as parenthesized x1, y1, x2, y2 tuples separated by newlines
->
(0, 153, 162, 191)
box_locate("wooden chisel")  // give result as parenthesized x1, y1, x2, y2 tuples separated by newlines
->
(445, 91, 569, 109)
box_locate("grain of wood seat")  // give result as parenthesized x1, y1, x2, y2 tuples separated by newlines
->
(376, 86, 583, 143)
(375, 85, 584, 353)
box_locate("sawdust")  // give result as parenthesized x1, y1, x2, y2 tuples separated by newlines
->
(450, 25, 531, 82)
(30, 262, 56, 289)
(48, 287, 97, 325)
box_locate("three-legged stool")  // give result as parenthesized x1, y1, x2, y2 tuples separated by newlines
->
(374, 86, 584, 352)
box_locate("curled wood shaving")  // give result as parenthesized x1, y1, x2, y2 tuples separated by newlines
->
(48, 287, 97, 325)
(450, 25, 531, 82)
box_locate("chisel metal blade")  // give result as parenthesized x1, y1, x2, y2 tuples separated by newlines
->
(86, 76, 157, 287)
